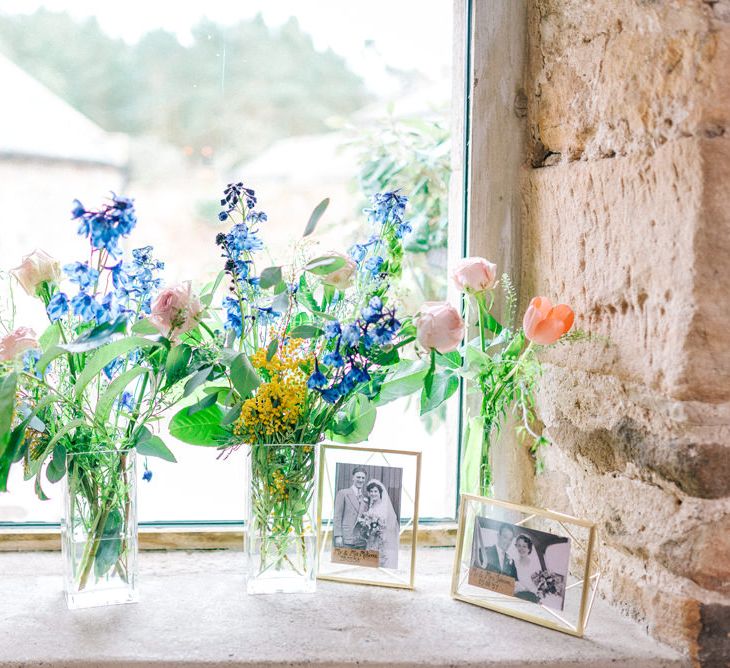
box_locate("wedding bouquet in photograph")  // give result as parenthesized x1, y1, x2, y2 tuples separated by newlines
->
(168, 184, 417, 593)
(0, 194, 214, 608)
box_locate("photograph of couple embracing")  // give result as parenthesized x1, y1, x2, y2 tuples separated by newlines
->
(332, 464, 402, 568)
(471, 517, 571, 611)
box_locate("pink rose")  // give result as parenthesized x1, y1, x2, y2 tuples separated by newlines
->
(522, 296, 574, 345)
(148, 282, 203, 338)
(11, 249, 61, 296)
(0, 327, 40, 361)
(414, 301, 464, 353)
(451, 257, 497, 293)
(321, 252, 356, 290)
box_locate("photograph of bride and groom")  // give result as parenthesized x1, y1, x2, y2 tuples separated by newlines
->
(470, 517, 571, 612)
(332, 464, 403, 569)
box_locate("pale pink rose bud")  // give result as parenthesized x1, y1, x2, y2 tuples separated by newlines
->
(451, 257, 497, 293)
(11, 249, 62, 296)
(0, 327, 40, 361)
(149, 281, 203, 338)
(414, 301, 464, 353)
(322, 252, 357, 290)
(522, 296, 574, 345)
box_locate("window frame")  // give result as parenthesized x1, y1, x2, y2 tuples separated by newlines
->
(0, 0, 530, 543)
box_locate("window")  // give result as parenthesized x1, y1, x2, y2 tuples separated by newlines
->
(0, 1, 462, 526)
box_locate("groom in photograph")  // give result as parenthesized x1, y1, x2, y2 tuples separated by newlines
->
(333, 466, 368, 549)
(479, 523, 518, 579)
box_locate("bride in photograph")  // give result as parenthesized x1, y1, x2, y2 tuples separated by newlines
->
(513, 534, 541, 603)
(364, 479, 399, 568)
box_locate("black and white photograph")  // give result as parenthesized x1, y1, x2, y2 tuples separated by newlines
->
(469, 517, 571, 611)
(332, 463, 403, 569)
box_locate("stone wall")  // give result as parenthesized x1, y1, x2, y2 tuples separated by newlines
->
(520, 1, 730, 664)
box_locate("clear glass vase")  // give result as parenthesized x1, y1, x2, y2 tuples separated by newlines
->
(61, 448, 138, 609)
(244, 443, 319, 594)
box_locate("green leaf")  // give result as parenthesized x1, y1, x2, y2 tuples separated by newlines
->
(420, 371, 459, 415)
(273, 280, 288, 295)
(188, 392, 218, 415)
(289, 324, 323, 339)
(94, 509, 123, 578)
(0, 372, 18, 453)
(436, 350, 462, 370)
(266, 338, 279, 362)
(74, 337, 160, 400)
(95, 367, 151, 424)
(36, 345, 66, 375)
(373, 360, 429, 407)
(230, 354, 261, 398)
(59, 317, 128, 353)
(131, 319, 160, 335)
(328, 394, 376, 444)
(200, 270, 226, 307)
(39, 324, 61, 351)
(135, 428, 177, 463)
(221, 402, 243, 426)
(460, 416, 484, 495)
(34, 473, 49, 501)
(0, 418, 27, 492)
(46, 444, 67, 483)
(259, 266, 283, 289)
(304, 255, 345, 276)
(165, 344, 193, 387)
(169, 403, 230, 446)
(183, 366, 213, 398)
(271, 291, 290, 314)
(303, 197, 330, 237)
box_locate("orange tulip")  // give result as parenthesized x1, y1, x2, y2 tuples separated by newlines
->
(522, 297, 574, 345)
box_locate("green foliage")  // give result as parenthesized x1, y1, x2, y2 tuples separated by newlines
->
(0, 10, 368, 160)
(169, 402, 230, 446)
(229, 354, 261, 399)
(135, 427, 177, 463)
(303, 198, 330, 237)
(328, 393, 376, 443)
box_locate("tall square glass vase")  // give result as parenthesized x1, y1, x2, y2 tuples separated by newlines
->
(244, 443, 319, 594)
(61, 448, 139, 609)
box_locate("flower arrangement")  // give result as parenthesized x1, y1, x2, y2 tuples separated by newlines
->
(532, 569, 566, 600)
(394, 256, 577, 496)
(357, 511, 385, 542)
(0, 193, 214, 604)
(167, 183, 416, 589)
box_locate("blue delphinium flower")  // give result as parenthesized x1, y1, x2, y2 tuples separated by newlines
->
(63, 262, 100, 290)
(307, 359, 327, 390)
(223, 297, 243, 336)
(349, 243, 368, 264)
(320, 386, 342, 404)
(219, 182, 257, 219)
(117, 391, 136, 412)
(73, 193, 138, 257)
(47, 292, 69, 322)
(364, 256, 384, 275)
(323, 321, 341, 339)
(395, 221, 413, 238)
(22, 349, 42, 378)
(322, 349, 344, 368)
(70, 292, 103, 322)
(365, 190, 408, 225)
(142, 469, 153, 482)
(361, 296, 383, 323)
(341, 323, 361, 347)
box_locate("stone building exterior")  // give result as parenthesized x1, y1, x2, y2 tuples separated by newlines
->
(518, 1, 730, 665)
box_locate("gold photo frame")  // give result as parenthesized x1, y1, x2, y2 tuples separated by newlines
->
(316, 443, 421, 589)
(451, 494, 600, 637)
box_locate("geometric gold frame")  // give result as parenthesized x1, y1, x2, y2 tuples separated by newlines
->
(451, 494, 601, 637)
(316, 443, 421, 590)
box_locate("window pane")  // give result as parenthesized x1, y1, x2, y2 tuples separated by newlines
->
(0, 1, 457, 523)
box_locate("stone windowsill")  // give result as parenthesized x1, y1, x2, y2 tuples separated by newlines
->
(0, 548, 688, 667)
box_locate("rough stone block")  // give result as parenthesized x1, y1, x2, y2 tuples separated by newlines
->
(527, 1, 730, 164)
(521, 137, 730, 402)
